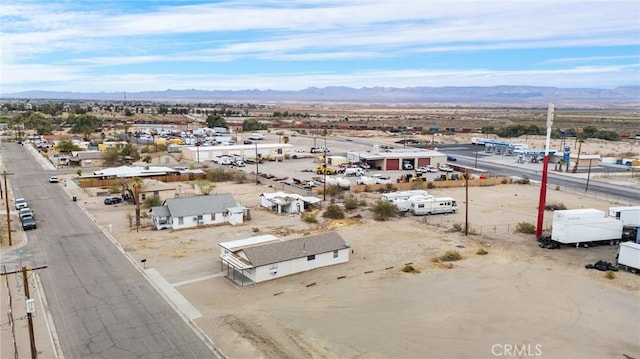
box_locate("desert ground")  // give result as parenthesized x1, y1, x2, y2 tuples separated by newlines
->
(71, 175, 640, 359)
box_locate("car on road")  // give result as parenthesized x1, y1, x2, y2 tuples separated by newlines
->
(104, 197, 123, 205)
(49, 175, 59, 183)
(21, 217, 37, 230)
(14, 198, 28, 210)
(439, 165, 454, 172)
(19, 208, 34, 220)
(346, 138, 353, 141)
(447, 155, 457, 162)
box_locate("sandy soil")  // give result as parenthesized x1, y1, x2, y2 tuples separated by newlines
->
(76, 177, 640, 359)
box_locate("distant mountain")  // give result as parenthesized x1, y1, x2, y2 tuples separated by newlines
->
(2, 86, 639, 108)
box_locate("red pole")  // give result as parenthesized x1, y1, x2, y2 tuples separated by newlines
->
(536, 103, 554, 239)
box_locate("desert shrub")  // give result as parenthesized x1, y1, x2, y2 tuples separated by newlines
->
(402, 264, 419, 273)
(476, 248, 488, 255)
(343, 195, 358, 210)
(555, 185, 560, 191)
(323, 204, 345, 219)
(439, 250, 462, 262)
(452, 223, 463, 232)
(517, 175, 530, 184)
(515, 222, 536, 234)
(605, 270, 615, 279)
(233, 171, 248, 184)
(426, 181, 435, 189)
(324, 185, 341, 198)
(501, 178, 508, 184)
(143, 196, 162, 208)
(301, 212, 318, 224)
(108, 185, 121, 194)
(545, 203, 567, 211)
(206, 168, 234, 182)
(252, 227, 260, 233)
(372, 200, 396, 221)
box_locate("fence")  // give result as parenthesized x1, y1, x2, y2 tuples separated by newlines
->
(418, 215, 552, 236)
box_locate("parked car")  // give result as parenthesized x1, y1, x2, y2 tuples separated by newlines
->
(19, 208, 34, 220)
(104, 197, 123, 205)
(49, 175, 59, 183)
(14, 198, 28, 210)
(439, 165, 454, 172)
(402, 163, 414, 170)
(21, 217, 37, 230)
(416, 165, 437, 173)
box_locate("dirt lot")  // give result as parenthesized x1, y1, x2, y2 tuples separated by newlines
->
(74, 175, 640, 359)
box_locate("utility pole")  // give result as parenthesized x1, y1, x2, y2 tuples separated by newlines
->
(3, 170, 14, 245)
(323, 136, 327, 201)
(465, 169, 470, 236)
(255, 142, 259, 185)
(536, 103, 554, 239)
(1, 265, 47, 359)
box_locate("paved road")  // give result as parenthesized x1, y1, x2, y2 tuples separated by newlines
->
(2, 143, 218, 358)
(438, 144, 640, 203)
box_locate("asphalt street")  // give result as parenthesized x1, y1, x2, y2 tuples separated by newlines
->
(1, 143, 219, 359)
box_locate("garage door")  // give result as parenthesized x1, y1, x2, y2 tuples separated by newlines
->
(386, 158, 399, 170)
(417, 158, 431, 167)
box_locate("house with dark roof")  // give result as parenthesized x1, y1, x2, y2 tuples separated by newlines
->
(219, 232, 350, 286)
(149, 193, 244, 230)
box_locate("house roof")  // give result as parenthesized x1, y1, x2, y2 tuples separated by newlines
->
(71, 151, 105, 160)
(261, 191, 321, 204)
(163, 193, 239, 217)
(150, 206, 171, 217)
(93, 165, 177, 177)
(239, 232, 349, 267)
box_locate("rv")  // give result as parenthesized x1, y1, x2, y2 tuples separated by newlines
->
(249, 133, 266, 140)
(410, 197, 458, 216)
(380, 190, 430, 202)
(393, 195, 435, 212)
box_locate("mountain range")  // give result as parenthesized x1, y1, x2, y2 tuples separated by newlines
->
(2, 86, 639, 108)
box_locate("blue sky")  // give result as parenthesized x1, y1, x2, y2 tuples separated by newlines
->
(1, 0, 639, 94)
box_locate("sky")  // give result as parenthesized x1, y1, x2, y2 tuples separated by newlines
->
(1, 0, 639, 94)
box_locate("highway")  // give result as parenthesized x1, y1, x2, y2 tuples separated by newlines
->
(440, 144, 640, 203)
(1, 143, 217, 358)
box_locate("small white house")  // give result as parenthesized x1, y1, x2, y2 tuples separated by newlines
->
(150, 193, 244, 230)
(219, 232, 350, 286)
(260, 192, 321, 214)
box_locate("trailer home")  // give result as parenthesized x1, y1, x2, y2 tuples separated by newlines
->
(410, 197, 457, 216)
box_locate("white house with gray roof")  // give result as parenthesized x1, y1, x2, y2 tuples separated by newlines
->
(219, 232, 350, 286)
(150, 193, 244, 230)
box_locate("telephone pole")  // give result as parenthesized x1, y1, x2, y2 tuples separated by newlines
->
(1, 265, 48, 359)
(3, 170, 14, 245)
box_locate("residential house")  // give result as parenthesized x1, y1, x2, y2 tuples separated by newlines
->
(259, 192, 321, 214)
(150, 193, 244, 230)
(219, 232, 350, 286)
(69, 151, 106, 168)
(140, 179, 176, 203)
(145, 152, 180, 166)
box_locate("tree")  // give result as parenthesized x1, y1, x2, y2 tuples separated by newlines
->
(56, 139, 82, 153)
(103, 147, 121, 165)
(124, 108, 134, 116)
(194, 180, 215, 195)
(242, 118, 267, 131)
(68, 114, 99, 140)
(206, 114, 227, 128)
(158, 105, 169, 115)
(20, 111, 53, 134)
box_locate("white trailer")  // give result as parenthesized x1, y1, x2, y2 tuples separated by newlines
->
(410, 197, 457, 216)
(380, 190, 430, 202)
(393, 195, 434, 212)
(541, 218, 624, 249)
(552, 208, 605, 222)
(324, 177, 351, 190)
(343, 167, 364, 177)
(608, 206, 640, 227)
(617, 242, 640, 273)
